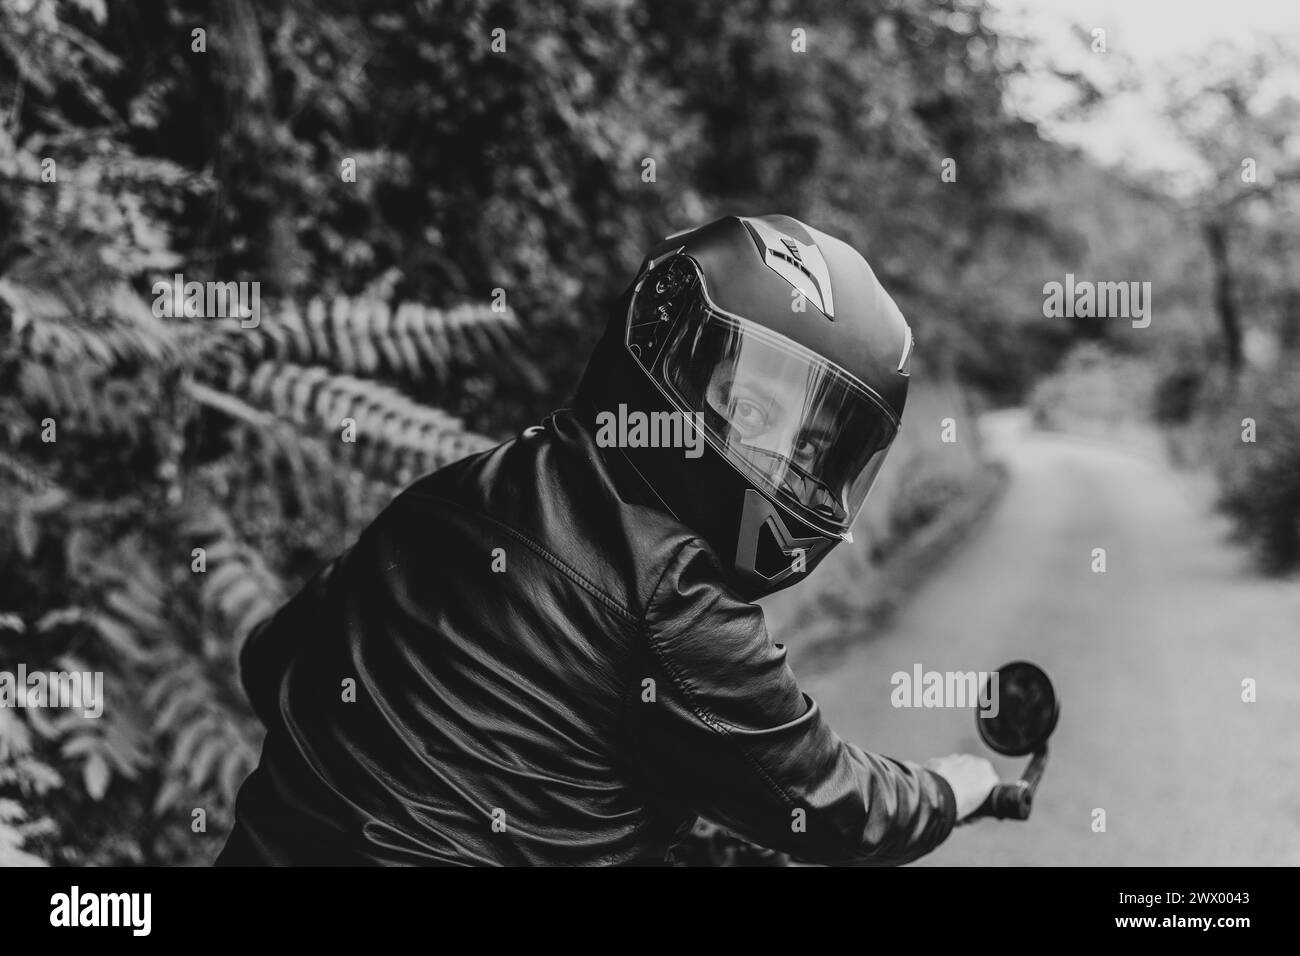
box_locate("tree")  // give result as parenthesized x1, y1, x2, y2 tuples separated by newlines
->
(1160, 39, 1300, 377)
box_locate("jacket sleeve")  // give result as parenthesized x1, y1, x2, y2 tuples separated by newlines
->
(624, 539, 957, 866)
(239, 548, 351, 724)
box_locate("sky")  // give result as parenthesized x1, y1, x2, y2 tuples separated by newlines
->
(987, 0, 1300, 178)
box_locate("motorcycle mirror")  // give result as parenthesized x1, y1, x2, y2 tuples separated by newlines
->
(976, 661, 1059, 757)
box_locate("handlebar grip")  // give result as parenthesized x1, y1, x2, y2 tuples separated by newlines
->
(969, 782, 1032, 821)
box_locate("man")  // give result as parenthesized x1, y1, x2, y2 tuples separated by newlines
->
(216, 214, 997, 866)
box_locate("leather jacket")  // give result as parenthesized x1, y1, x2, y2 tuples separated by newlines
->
(216, 408, 956, 866)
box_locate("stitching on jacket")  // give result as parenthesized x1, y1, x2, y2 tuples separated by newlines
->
(615, 527, 694, 774)
(398, 492, 637, 625)
(642, 540, 800, 811)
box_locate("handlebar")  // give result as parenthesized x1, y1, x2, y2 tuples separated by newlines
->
(969, 781, 1033, 820)
(967, 748, 1049, 822)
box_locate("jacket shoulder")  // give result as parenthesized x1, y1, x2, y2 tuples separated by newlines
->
(392, 411, 709, 623)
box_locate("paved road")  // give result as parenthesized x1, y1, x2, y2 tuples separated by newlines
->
(798, 411, 1300, 865)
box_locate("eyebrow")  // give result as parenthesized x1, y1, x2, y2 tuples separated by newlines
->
(798, 427, 834, 450)
(730, 381, 785, 421)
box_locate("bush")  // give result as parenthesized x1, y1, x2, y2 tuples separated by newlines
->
(1213, 370, 1300, 573)
(1028, 342, 1156, 431)
(0, 278, 527, 866)
(889, 471, 968, 543)
(1152, 364, 1204, 425)
(1150, 339, 1212, 426)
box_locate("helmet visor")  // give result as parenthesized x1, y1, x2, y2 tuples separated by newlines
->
(628, 257, 899, 536)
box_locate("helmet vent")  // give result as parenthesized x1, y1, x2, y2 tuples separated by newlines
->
(739, 218, 835, 319)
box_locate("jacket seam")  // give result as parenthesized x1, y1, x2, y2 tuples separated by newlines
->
(641, 539, 801, 812)
(398, 492, 637, 625)
(616, 531, 701, 774)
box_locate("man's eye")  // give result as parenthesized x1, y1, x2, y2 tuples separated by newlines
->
(730, 399, 767, 432)
(794, 436, 823, 460)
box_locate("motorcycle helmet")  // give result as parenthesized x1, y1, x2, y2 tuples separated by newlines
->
(574, 214, 913, 599)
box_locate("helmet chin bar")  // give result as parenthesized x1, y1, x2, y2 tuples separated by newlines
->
(733, 489, 839, 597)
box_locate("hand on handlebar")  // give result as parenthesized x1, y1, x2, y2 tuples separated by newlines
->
(924, 753, 999, 822)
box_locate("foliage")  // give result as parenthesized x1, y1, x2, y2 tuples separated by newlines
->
(0, 270, 524, 863)
(1210, 372, 1300, 574)
(888, 471, 969, 543)
(1026, 342, 1157, 431)
(1151, 354, 1205, 426)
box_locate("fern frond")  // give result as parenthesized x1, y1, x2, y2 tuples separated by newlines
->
(180, 505, 284, 644)
(0, 450, 60, 495)
(214, 295, 544, 390)
(188, 364, 495, 477)
(144, 653, 259, 815)
(0, 279, 187, 370)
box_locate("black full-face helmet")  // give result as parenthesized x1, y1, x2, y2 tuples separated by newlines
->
(574, 214, 914, 600)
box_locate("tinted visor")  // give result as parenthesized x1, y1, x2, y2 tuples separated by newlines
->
(627, 256, 898, 536)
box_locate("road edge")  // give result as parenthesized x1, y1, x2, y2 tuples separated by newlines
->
(795, 459, 1010, 673)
